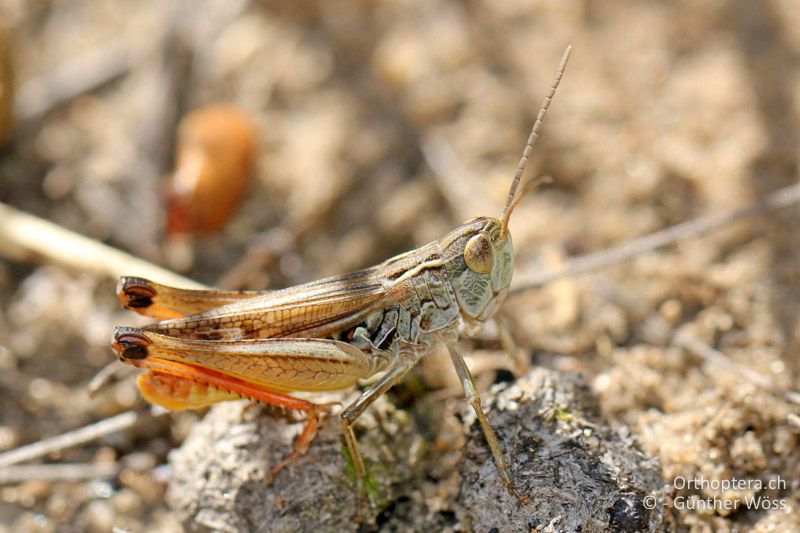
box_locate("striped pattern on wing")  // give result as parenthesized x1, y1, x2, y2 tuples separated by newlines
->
(144, 268, 388, 340)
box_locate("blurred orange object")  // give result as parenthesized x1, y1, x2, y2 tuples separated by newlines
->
(165, 105, 257, 235)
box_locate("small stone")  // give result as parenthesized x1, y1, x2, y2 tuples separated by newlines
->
(82, 500, 115, 533)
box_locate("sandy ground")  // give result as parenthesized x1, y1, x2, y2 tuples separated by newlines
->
(1, 0, 799, 531)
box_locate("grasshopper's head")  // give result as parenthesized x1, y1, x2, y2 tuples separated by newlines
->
(442, 217, 513, 331)
(441, 45, 571, 333)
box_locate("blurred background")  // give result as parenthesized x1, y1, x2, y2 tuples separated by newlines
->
(1, 0, 799, 531)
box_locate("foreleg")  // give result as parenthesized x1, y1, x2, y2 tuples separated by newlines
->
(448, 344, 527, 503)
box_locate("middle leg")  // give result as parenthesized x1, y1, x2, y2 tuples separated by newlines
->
(339, 356, 417, 518)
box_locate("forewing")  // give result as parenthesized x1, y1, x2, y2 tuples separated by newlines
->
(143, 268, 388, 340)
(117, 276, 262, 319)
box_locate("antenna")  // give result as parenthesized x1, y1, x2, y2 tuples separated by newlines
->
(499, 45, 572, 237)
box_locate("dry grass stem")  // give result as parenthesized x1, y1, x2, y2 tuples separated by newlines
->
(673, 330, 800, 407)
(0, 411, 139, 468)
(0, 463, 121, 484)
(0, 203, 204, 288)
(511, 182, 800, 293)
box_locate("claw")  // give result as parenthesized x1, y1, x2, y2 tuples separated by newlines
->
(267, 456, 295, 484)
(511, 486, 530, 505)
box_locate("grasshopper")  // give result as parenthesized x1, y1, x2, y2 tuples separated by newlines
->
(112, 46, 571, 514)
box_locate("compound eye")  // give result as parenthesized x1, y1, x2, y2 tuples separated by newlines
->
(464, 234, 494, 274)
